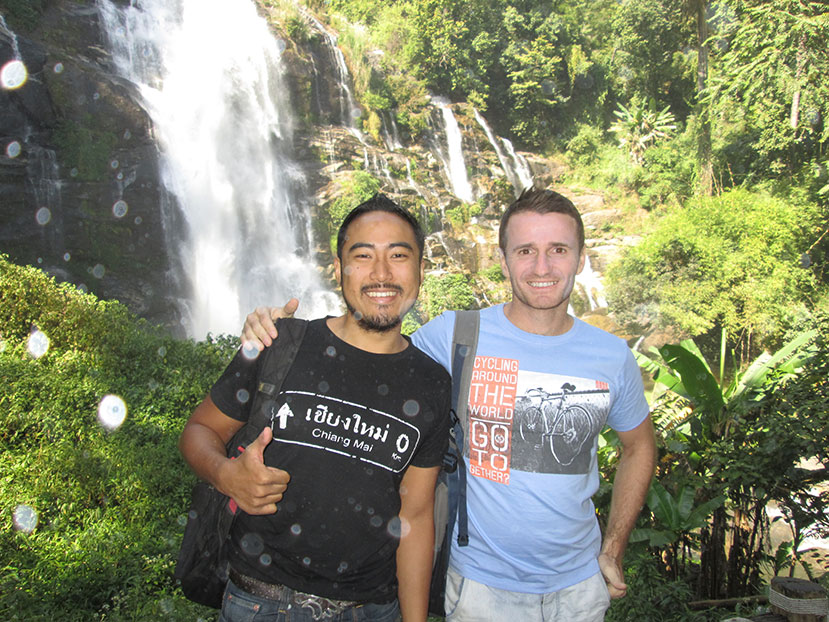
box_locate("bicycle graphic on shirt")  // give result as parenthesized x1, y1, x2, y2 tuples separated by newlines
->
(515, 383, 593, 466)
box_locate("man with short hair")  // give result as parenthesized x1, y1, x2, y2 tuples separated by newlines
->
(180, 194, 451, 622)
(242, 187, 656, 621)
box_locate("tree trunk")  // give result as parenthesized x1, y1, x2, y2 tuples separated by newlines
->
(696, 0, 714, 195)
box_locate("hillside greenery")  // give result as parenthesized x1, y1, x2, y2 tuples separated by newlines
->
(0, 256, 231, 620)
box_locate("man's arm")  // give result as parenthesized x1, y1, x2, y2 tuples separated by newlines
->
(179, 395, 291, 515)
(241, 299, 298, 350)
(396, 464, 440, 622)
(598, 416, 656, 598)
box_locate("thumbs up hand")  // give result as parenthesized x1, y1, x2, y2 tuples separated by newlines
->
(219, 427, 291, 515)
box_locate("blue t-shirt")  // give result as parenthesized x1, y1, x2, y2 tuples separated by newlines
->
(412, 304, 649, 593)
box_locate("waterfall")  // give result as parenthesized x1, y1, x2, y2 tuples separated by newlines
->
(0, 15, 27, 89)
(97, 0, 338, 338)
(380, 111, 402, 151)
(431, 97, 474, 204)
(299, 6, 363, 138)
(576, 254, 607, 311)
(501, 137, 533, 192)
(27, 145, 65, 256)
(473, 109, 531, 197)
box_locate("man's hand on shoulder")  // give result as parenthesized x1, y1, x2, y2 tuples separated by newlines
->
(598, 551, 627, 599)
(241, 298, 298, 351)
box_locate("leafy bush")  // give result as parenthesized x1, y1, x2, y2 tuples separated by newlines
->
(419, 273, 477, 320)
(0, 256, 235, 619)
(328, 170, 382, 240)
(606, 188, 825, 353)
(565, 123, 605, 168)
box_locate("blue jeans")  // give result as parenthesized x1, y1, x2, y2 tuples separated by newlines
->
(444, 567, 610, 622)
(219, 578, 402, 622)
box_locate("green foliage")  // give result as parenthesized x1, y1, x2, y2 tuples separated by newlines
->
(0, 256, 235, 619)
(444, 201, 482, 230)
(706, 0, 829, 182)
(607, 188, 825, 351)
(605, 553, 706, 622)
(609, 98, 677, 165)
(632, 481, 725, 548)
(0, 0, 45, 30)
(329, 170, 382, 230)
(609, 0, 693, 112)
(53, 120, 118, 183)
(565, 123, 606, 168)
(634, 323, 828, 598)
(479, 264, 504, 282)
(420, 273, 476, 320)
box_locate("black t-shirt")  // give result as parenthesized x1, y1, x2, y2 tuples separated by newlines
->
(210, 318, 451, 603)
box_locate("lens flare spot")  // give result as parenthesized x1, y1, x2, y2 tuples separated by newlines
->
(27, 329, 49, 358)
(35, 207, 51, 225)
(63, 253, 71, 262)
(53, 62, 64, 74)
(241, 532, 264, 556)
(386, 516, 402, 538)
(236, 389, 250, 404)
(402, 399, 420, 416)
(92, 264, 105, 279)
(110, 159, 119, 169)
(13, 505, 38, 533)
(290, 523, 302, 535)
(259, 553, 272, 566)
(242, 342, 260, 360)
(112, 200, 128, 218)
(97, 394, 127, 430)
(6, 141, 21, 158)
(1, 59, 28, 90)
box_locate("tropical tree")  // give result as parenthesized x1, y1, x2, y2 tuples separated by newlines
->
(609, 98, 676, 165)
(634, 327, 825, 598)
(706, 0, 829, 185)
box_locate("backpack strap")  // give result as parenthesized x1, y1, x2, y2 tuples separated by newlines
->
(227, 317, 308, 457)
(449, 309, 480, 547)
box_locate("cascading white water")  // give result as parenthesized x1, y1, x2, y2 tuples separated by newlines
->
(576, 254, 608, 311)
(299, 6, 363, 138)
(97, 0, 338, 338)
(473, 109, 532, 197)
(431, 97, 474, 204)
(501, 137, 533, 191)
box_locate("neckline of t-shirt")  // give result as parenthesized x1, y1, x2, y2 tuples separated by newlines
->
(489, 304, 583, 344)
(316, 316, 413, 358)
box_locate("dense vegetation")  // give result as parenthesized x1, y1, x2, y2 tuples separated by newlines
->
(0, 257, 231, 620)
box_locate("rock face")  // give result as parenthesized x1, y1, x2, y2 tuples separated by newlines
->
(1, 1, 173, 324)
(0, 1, 630, 336)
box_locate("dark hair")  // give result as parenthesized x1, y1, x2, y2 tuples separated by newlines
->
(498, 187, 585, 252)
(336, 193, 425, 260)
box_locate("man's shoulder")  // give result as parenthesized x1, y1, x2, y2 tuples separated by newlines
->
(573, 317, 629, 347)
(406, 338, 452, 381)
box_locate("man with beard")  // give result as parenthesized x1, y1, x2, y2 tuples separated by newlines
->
(179, 194, 451, 622)
(241, 188, 656, 621)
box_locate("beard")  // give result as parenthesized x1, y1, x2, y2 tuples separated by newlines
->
(343, 285, 406, 333)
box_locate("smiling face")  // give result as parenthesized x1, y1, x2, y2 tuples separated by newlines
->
(335, 211, 423, 333)
(500, 210, 585, 321)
